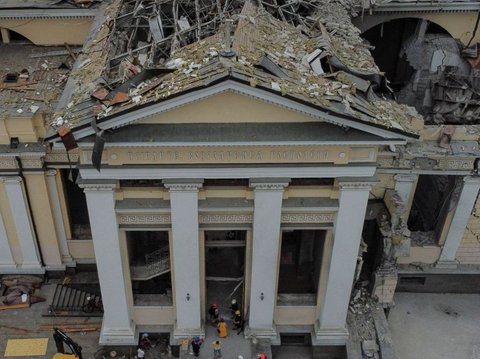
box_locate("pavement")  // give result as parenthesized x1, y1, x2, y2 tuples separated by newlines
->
(181, 319, 252, 359)
(388, 292, 480, 359)
(0, 279, 104, 359)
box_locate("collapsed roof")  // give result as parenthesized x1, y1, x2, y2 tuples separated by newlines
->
(50, 0, 423, 138)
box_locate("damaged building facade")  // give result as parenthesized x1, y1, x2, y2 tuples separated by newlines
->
(1, 0, 480, 355)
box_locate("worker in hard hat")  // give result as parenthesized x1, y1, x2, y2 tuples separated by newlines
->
(233, 309, 243, 334)
(230, 298, 239, 318)
(208, 303, 219, 324)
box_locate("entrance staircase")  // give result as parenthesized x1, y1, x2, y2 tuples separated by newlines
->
(131, 247, 171, 281)
(46, 284, 102, 317)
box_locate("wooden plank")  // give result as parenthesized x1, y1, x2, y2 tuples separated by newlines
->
(0, 303, 30, 311)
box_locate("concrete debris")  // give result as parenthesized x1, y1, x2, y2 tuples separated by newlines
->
(50, 0, 423, 137)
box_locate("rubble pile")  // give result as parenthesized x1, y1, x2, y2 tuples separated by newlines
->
(0, 275, 45, 310)
(347, 287, 382, 358)
(0, 45, 75, 121)
(52, 0, 423, 138)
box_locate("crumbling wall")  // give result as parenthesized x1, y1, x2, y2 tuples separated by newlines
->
(456, 197, 480, 264)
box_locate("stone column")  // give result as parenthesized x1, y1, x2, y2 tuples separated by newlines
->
(1, 176, 43, 272)
(45, 170, 73, 265)
(248, 179, 289, 341)
(83, 182, 136, 345)
(315, 179, 372, 345)
(437, 176, 480, 268)
(164, 180, 203, 338)
(0, 208, 16, 270)
(394, 174, 417, 217)
(23, 171, 63, 269)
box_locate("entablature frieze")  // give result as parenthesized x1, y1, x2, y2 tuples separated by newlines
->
(116, 210, 337, 225)
(78, 144, 377, 166)
(377, 154, 477, 172)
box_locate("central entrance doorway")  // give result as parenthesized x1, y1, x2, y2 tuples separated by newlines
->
(205, 230, 246, 322)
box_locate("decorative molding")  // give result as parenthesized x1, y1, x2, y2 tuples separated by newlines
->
(117, 211, 336, 225)
(338, 181, 374, 191)
(437, 158, 473, 170)
(45, 169, 58, 177)
(0, 176, 23, 184)
(163, 182, 203, 192)
(394, 174, 417, 183)
(281, 212, 336, 224)
(0, 158, 18, 170)
(199, 213, 253, 224)
(250, 182, 289, 191)
(45, 152, 80, 163)
(464, 176, 480, 185)
(19, 158, 44, 169)
(118, 214, 171, 225)
(80, 182, 117, 191)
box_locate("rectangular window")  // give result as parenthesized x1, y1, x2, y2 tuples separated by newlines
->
(277, 230, 325, 306)
(127, 231, 172, 306)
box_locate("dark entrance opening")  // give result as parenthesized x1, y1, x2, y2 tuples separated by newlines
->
(205, 230, 246, 321)
(277, 230, 325, 306)
(61, 169, 91, 240)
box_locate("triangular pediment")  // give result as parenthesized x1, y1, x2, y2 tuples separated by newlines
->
(137, 91, 316, 125)
(51, 80, 413, 144)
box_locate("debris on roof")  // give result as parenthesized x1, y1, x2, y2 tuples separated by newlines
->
(0, 44, 78, 119)
(51, 0, 424, 137)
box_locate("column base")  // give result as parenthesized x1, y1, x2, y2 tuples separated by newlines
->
(45, 264, 67, 272)
(99, 321, 138, 346)
(172, 322, 205, 340)
(313, 321, 349, 345)
(0, 263, 18, 273)
(246, 324, 280, 345)
(19, 263, 45, 274)
(436, 260, 458, 269)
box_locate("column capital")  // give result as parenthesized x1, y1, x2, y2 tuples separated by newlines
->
(45, 169, 58, 177)
(464, 175, 480, 185)
(163, 179, 203, 192)
(0, 176, 23, 184)
(394, 173, 417, 183)
(338, 177, 376, 191)
(79, 180, 118, 191)
(249, 178, 290, 190)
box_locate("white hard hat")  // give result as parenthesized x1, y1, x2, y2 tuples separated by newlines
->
(238, 356, 244, 359)
(232, 299, 237, 304)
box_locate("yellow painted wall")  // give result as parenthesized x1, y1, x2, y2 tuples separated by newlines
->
(67, 240, 95, 259)
(23, 172, 62, 266)
(139, 92, 316, 124)
(397, 246, 441, 265)
(356, 12, 480, 45)
(457, 197, 480, 264)
(0, 116, 38, 144)
(133, 307, 175, 325)
(0, 181, 22, 263)
(275, 306, 317, 325)
(0, 18, 92, 45)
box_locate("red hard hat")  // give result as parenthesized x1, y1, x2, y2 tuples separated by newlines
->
(212, 303, 217, 307)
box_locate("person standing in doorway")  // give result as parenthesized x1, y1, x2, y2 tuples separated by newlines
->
(217, 318, 228, 338)
(212, 340, 222, 358)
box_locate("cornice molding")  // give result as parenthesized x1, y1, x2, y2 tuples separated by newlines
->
(163, 181, 203, 192)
